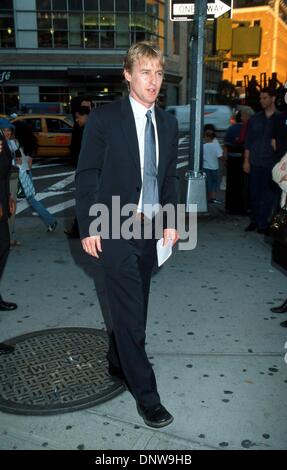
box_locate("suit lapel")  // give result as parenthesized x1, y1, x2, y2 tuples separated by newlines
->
(121, 98, 141, 174)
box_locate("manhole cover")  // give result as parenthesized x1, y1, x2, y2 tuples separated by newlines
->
(0, 328, 125, 415)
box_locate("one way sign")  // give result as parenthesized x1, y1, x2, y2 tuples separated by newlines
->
(170, 0, 233, 21)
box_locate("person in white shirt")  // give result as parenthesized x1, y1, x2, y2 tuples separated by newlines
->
(203, 129, 223, 204)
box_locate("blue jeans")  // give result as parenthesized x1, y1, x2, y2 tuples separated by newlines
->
(27, 195, 56, 228)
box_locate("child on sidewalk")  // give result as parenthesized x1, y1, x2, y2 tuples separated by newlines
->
(203, 129, 223, 204)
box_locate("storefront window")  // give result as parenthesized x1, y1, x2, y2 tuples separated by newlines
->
(39, 86, 69, 104)
(0, 86, 19, 115)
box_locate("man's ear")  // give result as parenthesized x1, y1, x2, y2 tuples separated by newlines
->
(123, 69, 131, 83)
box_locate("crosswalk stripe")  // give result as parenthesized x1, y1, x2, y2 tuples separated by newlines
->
(16, 191, 68, 214)
(32, 162, 67, 169)
(46, 199, 75, 214)
(47, 174, 75, 191)
(33, 171, 74, 181)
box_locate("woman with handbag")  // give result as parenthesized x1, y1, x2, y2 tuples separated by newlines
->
(2, 125, 58, 233)
(270, 152, 287, 326)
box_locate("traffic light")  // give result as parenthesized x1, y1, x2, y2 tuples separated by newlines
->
(215, 18, 262, 58)
(231, 25, 262, 57)
(216, 18, 232, 51)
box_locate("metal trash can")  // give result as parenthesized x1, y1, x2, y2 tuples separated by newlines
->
(185, 170, 207, 213)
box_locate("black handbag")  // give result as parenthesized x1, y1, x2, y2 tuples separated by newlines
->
(269, 195, 287, 245)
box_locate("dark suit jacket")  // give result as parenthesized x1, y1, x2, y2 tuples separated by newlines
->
(75, 97, 178, 239)
(0, 132, 12, 222)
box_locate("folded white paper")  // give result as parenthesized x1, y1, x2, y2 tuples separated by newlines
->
(156, 238, 173, 267)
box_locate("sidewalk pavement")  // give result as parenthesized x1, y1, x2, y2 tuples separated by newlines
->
(0, 210, 287, 451)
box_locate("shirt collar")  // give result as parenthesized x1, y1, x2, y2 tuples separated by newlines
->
(129, 95, 154, 120)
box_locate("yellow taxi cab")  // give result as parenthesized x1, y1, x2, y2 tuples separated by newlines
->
(11, 114, 73, 158)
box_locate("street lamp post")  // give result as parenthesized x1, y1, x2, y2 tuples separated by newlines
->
(186, 0, 208, 213)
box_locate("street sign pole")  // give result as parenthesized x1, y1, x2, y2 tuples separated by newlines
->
(186, 0, 208, 213)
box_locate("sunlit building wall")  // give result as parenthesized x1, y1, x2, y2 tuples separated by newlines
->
(223, 0, 287, 89)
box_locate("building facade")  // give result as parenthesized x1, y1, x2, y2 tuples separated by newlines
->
(223, 0, 287, 90)
(0, 0, 189, 114)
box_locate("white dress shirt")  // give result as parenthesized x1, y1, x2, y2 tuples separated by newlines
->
(129, 95, 159, 212)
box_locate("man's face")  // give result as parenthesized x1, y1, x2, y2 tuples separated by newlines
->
(75, 113, 88, 127)
(124, 57, 163, 108)
(260, 92, 275, 110)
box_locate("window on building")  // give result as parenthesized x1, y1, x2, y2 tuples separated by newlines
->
(237, 61, 244, 68)
(68, 0, 82, 11)
(116, 0, 130, 12)
(131, 0, 145, 11)
(251, 60, 259, 67)
(233, 1, 270, 7)
(0, 0, 16, 48)
(223, 62, 229, 69)
(36, 0, 165, 49)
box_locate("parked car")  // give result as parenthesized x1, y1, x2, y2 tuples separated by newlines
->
(166, 104, 233, 137)
(11, 114, 73, 157)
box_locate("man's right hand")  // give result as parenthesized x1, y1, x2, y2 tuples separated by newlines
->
(243, 160, 250, 174)
(81, 236, 102, 258)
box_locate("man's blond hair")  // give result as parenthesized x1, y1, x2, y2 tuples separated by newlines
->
(123, 41, 165, 73)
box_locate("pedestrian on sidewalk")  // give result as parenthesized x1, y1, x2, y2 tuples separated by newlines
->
(0, 128, 17, 354)
(270, 152, 287, 327)
(0, 120, 20, 246)
(203, 128, 223, 205)
(5, 125, 58, 233)
(224, 106, 254, 215)
(76, 41, 179, 428)
(65, 105, 91, 239)
(243, 87, 279, 234)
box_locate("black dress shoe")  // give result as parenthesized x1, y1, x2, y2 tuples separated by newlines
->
(280, 320, 287, 328)
(0, 342, 15, 354)
(137, 403, 174, 428)
(245, 223, 258, 232)
(0, 298, 18, 311)
(270, 299, 287, 314)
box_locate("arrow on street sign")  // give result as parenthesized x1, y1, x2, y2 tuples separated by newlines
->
(171, 0, 232, 20)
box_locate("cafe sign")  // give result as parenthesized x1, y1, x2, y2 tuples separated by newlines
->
(0, 71, 11, 83)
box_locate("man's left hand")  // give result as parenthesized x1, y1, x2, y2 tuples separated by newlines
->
(163, 228, 179, 247)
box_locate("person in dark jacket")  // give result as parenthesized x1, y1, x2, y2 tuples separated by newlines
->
(64, 98, 92, 238)
(0, 125, 17, 354)
(243, 88, 279, 234)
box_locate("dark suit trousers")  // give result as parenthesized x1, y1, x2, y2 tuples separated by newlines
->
(101, 232, 160, 408)
(0, 220, 10, 285)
